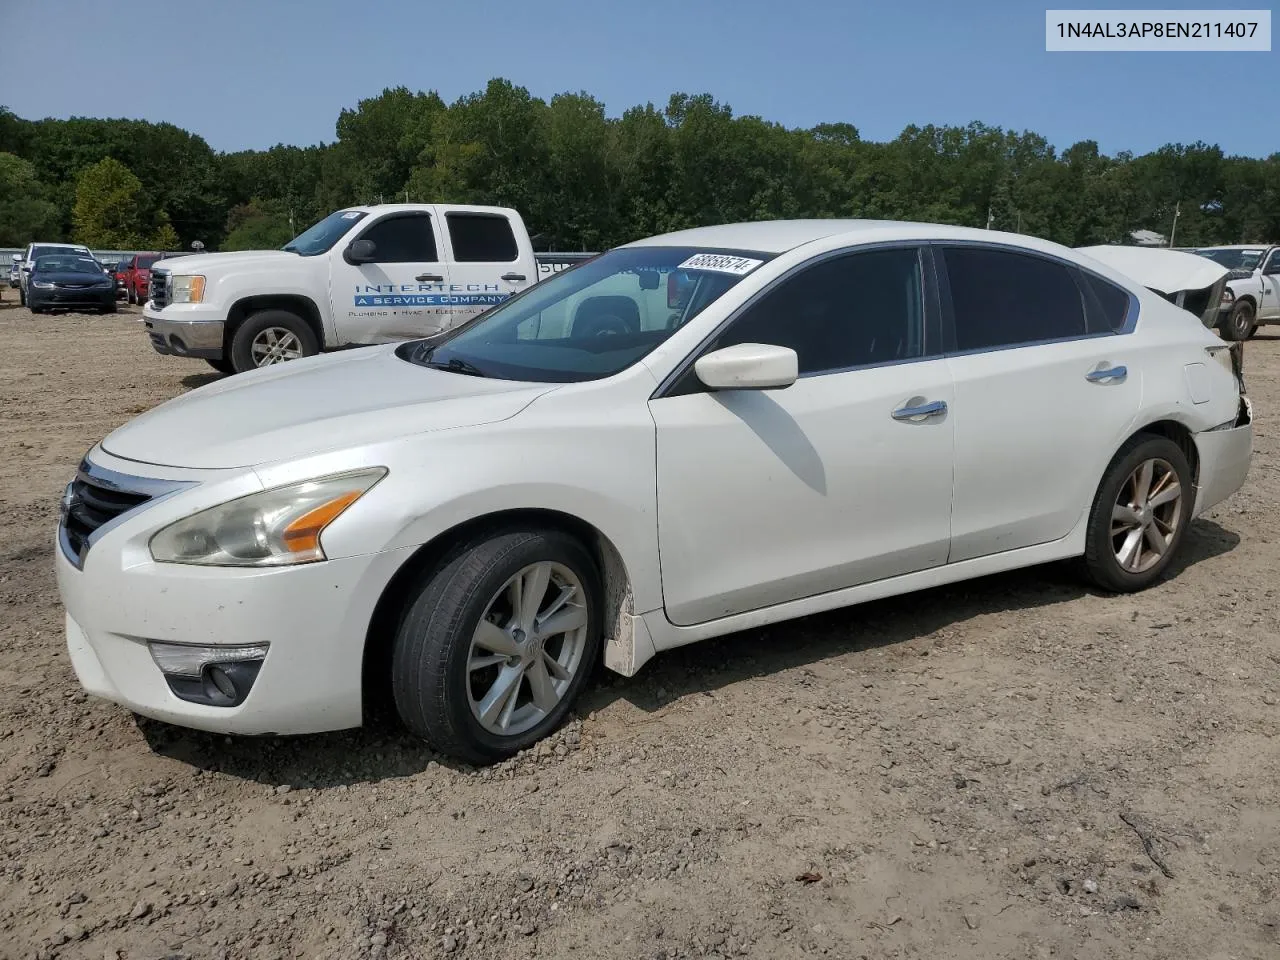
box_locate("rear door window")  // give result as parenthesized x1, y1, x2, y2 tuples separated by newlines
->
(446, 213, 518, 263)
(941, 246, 1087, 351)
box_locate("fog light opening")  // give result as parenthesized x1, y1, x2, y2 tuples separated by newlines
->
(149, 642, 268, 707)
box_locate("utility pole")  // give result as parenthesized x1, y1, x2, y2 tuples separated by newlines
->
(986, 204, 994, 229)
(1015, 210, 1022, 233)
(1168, 201, 1181, 247)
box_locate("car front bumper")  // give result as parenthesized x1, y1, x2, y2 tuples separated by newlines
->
(55, 459, 416, 735)
(143, 304, 225, 359)
(29, 288, 116, 309)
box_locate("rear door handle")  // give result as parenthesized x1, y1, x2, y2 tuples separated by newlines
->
(1085, 365, 1127, 384)
(501, 272, 526, 282)
(891, 399, 948, 422)
(416, 273, 444, 282)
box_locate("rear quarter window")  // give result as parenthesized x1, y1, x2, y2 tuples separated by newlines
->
(1077, 271, 1132, 334)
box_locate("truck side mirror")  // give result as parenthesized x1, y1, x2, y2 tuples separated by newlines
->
(344, 239, 377, 265)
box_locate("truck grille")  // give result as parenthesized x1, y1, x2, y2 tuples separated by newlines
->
(150, 269, 170, 308)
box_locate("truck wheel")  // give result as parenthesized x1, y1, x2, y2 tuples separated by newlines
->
(126, 287, 136, 305)
(391, 528, 602, 765)
(18, 286, 25, 306)
(1081, 433, 1193, 593)
(229, 310, 318, 373)
(1219, 301, 1256, 341)
(205, 358, 235, 375)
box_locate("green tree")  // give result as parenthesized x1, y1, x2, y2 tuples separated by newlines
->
(222, 199, 294, 251)
(72, 157, 146, 247)
(0, 152, 60, 245)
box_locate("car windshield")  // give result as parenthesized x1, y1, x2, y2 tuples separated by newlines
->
(33, 246, 90, 261)
(283, 209, 368, 256)
(1192, 248, 1266, 271)
(398, 246, 772, 383)
(136, 255, 159, 269)
(35, 256, 101, 274)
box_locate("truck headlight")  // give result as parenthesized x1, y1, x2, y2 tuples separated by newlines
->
(149, 468, 387, 567)
(171, 275, 206, 304)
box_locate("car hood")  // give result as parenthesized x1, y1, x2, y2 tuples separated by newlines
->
(100, 345, 560, 469)
(1075, 245, 1229, 295)
(151, 250, 299, 274)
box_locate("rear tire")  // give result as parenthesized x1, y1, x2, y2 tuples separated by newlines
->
(391, 529, 603, 765)
(1082, 434, 1193, 593)
(229, 310, 318, 373)
(126, 286, 136, 305)
(1219, 300, 1256, 341)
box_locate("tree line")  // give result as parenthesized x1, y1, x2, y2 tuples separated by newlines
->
(1, 79, 1277, 254)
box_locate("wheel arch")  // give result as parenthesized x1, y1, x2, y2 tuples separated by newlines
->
(360, 507, 639, 723)
(1118, 417, 1200, 486)
(225, 294, 325, 352)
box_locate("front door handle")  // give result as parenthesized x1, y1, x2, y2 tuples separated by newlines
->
(416, 273, 444, 282)
(1085, 365, 1127, 384)
(501, 272, 526, 282)
(891, 399, 948, 422)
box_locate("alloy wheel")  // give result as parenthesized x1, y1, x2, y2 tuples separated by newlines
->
(467, 561, 590, 737)
(250, 327, 303, 366)
(1110, 457, 1183, 574)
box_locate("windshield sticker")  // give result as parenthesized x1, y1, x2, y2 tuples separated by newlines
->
(341, 211, 362, 219)
(677, 253, 764, 276)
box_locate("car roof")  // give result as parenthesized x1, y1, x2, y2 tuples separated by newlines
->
(32, 242, 89, 250)
(1193, 244, 1274, 250)
(622, 219, 1065, 255)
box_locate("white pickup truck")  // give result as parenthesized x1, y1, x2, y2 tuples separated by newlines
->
(1188, 244, 1280, 340)
(143, 204, 593, 374)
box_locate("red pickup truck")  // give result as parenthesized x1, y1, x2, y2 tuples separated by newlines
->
(118, 252, 162, 305)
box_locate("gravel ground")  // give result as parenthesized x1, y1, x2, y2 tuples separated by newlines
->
(0, 297, 1277, 960)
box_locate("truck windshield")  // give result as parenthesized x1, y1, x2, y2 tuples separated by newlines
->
(397, 246, 772, 383)
(1192, 248, 1265, 271)
(283, 210, 367, 257)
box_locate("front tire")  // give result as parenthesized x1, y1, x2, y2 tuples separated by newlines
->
(101, 301, 116, 314)
(1082, 434, 1193, 593)
(229, 309, 318, 373)
(18, 286, 26, 306)
(205, 357, 236, 374)
(391, 529, 602, 764)
(1219, 300, 1256, 341)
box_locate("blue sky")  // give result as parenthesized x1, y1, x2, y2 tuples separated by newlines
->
(0, 0, 1274, 157)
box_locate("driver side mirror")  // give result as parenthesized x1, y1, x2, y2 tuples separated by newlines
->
(344, 238, 377, 265)
(695, 343, 798, 391)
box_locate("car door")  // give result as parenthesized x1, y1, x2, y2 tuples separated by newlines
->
(1259, 247, 1280, 320)
(330, 210, 452, 344)
(936, 243, 1143, 563)
(439, 209, 536, 327)
(648, 245, 955, 627)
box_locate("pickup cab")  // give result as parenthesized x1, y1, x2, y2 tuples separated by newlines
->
(1189, 244, 1280, 340)
(143, 204, 592, 374)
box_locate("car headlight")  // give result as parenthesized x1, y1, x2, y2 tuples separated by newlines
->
(32, 281, 55, 289)
(149, 468, 387, 567)
(170, 275, 206, 304)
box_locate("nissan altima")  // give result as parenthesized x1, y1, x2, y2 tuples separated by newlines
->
(55, 220, 1253, 763)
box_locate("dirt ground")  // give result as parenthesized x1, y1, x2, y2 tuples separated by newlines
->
(0, 295, 1277, 960)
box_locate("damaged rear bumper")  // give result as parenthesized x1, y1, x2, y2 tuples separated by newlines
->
(1192, 395, 1252, 518)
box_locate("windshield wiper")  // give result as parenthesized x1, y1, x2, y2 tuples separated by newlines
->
(424, 356, 488, 378)
(282, 244, 300, 254)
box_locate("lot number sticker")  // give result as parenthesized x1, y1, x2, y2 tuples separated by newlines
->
(678, 253, 764, 276)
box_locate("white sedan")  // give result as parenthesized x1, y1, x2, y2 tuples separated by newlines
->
(56, 220, 1253, 763)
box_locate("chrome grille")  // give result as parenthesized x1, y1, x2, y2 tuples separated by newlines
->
(58, 458, 190, 568)
(150, 269, 170, 308)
